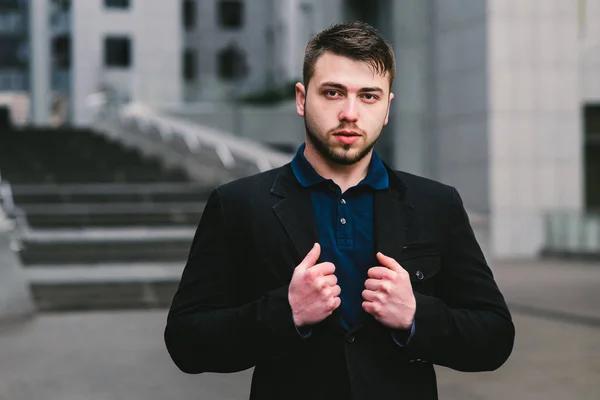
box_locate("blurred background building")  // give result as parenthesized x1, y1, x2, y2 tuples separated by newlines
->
(0, 0, 599, 314)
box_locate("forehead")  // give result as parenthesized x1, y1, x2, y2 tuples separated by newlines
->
(312, 52, 390, 90)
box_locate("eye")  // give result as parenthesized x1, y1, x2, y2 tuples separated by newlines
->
(324, 90, 341, 98)
(361, 93, 379, 102)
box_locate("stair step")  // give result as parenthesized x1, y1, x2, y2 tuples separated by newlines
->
(19, 228, 195, 265)
(22, 227, 196, 242)
(26, 263, 184, 311)
(21, 202, 204, 228)
(11, 183, 212, 204)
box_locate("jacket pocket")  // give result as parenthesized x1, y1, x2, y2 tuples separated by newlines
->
(399, 253, 441, 296)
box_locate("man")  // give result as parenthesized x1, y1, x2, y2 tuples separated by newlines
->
(165, 21, 515, 400)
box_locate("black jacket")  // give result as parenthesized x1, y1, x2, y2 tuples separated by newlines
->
(164, 164, 515, 400)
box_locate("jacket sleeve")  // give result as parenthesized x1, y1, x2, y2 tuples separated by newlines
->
(402, 186, 515, 372)
(164, 188, 307, 374)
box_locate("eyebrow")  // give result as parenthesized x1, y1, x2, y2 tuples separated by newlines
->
(320, 82, 384, 94)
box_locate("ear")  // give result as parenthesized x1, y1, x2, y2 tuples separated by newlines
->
(296, 82, 306, 117)
(383, 92, 394, 126)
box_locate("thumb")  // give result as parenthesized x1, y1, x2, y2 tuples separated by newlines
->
(300, 243, 321, 269)
(376, 252, 400, 271)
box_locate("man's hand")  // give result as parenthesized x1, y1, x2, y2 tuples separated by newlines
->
(362, 252, 416, 330)
(288, 243, 341, 327)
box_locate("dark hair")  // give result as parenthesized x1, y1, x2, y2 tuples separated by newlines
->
(303, 21, 396, 88)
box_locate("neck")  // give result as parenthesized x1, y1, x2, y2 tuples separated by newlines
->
(303, 142, 372, 193)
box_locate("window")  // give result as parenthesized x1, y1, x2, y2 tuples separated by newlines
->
(0, 37, 26, 68)
(52, 35, 70, 69)
(104, 0, 130, 9)
(218, 0, 244, 29)
(183, 0, 196, 30)
(183, 49, 196, 81)
(217, 44, 247, 81)
(104, 36, 131, 68)
(0, 1, 21, 11)
(584, 105, 600, 209)
(51, 0, 71, 11)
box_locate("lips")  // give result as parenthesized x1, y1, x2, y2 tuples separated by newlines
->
(334, 132, 361, 145)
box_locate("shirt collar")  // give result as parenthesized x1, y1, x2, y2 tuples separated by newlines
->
(290, 143, 389, 190)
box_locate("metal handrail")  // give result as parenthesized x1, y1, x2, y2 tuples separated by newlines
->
(0, 179, 29, 241)
(92, 100, 292, 174)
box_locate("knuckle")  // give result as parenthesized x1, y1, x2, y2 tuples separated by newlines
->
(382, 282, 391, 294)
(373, 304, 381, 315)
(327, 298, 336, 310)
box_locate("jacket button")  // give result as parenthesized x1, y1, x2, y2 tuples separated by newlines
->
(416, 271, 424, 280)
(347, 335, 355, 343)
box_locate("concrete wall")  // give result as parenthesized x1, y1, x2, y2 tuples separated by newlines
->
(487, 0, 582, 257)
(383, 0, 432, 174)
(581, 0, 600, 103)
(72, 0, 182, 125)
(431, 0, 490, 214)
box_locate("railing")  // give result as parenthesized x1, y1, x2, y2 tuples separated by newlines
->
(89, 98, 293, 175)
(544, 211, 600, 256)
(0, 179, 27, 248)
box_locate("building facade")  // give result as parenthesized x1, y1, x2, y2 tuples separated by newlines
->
(332, 0, 596, 259)
(0, 0, 28, 93)
(6, 0, 599, 259)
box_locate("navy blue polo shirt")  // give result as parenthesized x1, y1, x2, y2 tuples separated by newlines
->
(291, 144, 388, 330)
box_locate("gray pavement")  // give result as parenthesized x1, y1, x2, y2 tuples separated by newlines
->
(1, 258, 599, 400)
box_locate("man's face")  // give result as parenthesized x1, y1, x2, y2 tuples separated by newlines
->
(296, 52, 394, 166)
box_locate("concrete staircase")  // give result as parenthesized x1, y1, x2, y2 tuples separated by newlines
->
(0, 128, 213, 311)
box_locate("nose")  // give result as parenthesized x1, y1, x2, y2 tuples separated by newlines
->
(339, 98, 359, 122)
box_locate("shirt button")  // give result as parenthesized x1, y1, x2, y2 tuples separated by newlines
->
(340, 218, 346, 225)
(340, 198, 346, 205)
(347, 335, 355, 343)
(416, 271, 424, 280)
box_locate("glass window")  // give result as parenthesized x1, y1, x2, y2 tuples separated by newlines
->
(218, 0, 244, 29)
(104, 36, 132, 68)
(104, 0, 130, 10)
(183, 0, 196, 30)
(183, 49, 196, 81)
(217, 44, 247, 81)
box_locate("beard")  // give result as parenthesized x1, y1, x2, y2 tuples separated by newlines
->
(304, 105, 382, 166)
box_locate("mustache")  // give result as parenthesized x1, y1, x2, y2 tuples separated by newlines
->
(329, 124, 365, 135)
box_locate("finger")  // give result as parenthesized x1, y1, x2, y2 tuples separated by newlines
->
(311, 261, 335, 276)
(299, 243, 321, 269)
(362, 289, 378, 302)
(325, 285, 342, 298)
(364, 278, 383, 291)
(376, 252, 404, 272)
(332, 297, 342, 310)
(368, 266, 393, 280)
(362, 301, 379, 316)
(320, 274, 338, 287)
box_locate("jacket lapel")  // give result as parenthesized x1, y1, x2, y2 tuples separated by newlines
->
(352, 168, 414, 333)
(373, 169, 413, 261)
(271, 165, 319, 265)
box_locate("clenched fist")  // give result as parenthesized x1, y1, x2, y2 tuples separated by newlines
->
(362, 252, 416, 330)
(288, 243, 341, 327)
